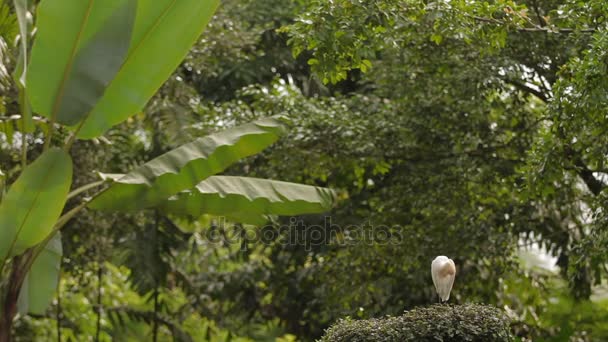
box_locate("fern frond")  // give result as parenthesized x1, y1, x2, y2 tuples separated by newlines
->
(105, 306, 192, 342)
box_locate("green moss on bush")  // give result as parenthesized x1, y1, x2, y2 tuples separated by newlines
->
(320, 304, 513, 342)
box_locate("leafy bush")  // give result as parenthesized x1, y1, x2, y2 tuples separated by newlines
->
(321, 304, 513, 342)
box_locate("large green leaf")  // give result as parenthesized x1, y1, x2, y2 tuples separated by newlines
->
(159, 176, 336, 225)
(0, 149, 72, 258)
(27, 0, 136, 126)
(77, 0, 220, 138)
(17, 232, 63, 315)
(89, 118, 286, 212)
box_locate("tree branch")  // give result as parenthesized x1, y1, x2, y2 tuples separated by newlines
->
(565, 147, 605, 196)
(468, 15, 595, 34)
(530, 0, 546, 27)
(503, 78, 549, 102)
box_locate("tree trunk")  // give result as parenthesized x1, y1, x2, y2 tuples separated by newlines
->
(0, 257, 25, 342)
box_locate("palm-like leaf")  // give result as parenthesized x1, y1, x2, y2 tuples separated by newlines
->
(160, 176, 336, 225)
(27, 0, 137, 126)
(89, 117, 287, 211)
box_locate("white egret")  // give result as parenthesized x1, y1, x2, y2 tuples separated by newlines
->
(431, 256, 456, 302)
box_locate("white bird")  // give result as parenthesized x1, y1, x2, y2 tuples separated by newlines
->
(431, 256, 456, 302)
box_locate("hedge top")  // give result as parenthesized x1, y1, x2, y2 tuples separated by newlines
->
(320, 304, 513, 342)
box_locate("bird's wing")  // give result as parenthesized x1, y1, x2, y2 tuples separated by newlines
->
(436, 260, 456, 301)
(431, 257, 441, 293)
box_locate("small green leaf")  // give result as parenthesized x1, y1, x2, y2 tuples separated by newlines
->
(89, 117, 286, 212)
(430, 33, 443, 45)
(0, 149, 72, 258)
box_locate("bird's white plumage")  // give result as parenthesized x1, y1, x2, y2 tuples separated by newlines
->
(431, 256, 456, 302)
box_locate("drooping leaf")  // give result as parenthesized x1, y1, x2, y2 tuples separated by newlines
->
(89, 117, 286, 212)
(27, 0, 136, 125)
(17, 232, 63, 315)
(159, 176, 336, 225)
(77, 0, 220, 138)
(0, 149, 72, 258)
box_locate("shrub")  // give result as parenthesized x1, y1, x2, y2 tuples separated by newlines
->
(320, 304, 513, 342)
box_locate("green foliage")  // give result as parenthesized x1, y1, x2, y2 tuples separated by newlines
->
(2, 1, 340, 338)
(5, 0, 608, 340)
(321, 304, 513, 342)
(0, 2, 18, 100)
(27, 0, 136, 126)
(499, 258, 608, 341)
(89, 117, 288, 211)
(17, 233, 62, 315)
(77, 0, 220, 138)
(282, 0, 531, 84)
(117, 214, 188, 295)
(161, 175, 336, 224)
(26, 0, 220, 138)
(0, 149, 72, 257)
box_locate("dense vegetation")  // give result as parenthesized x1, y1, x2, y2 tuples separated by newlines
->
(1, 0, 608, 341)
(321, 304, 513, 342)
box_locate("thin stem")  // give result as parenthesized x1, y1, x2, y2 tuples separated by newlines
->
(20, 129, 27, 169)
(54, 201, 89, 231)
(467, 14, 596, 33)
(0, 199, 90, 338)
(74, 177, 119, 206)
(67, 180, 106, 201)
(530, 0, 546, 27)
(153, 287, 159, 342)
(18, 91, 29, 169)
(63, 120, 86, 153)
(152, 210, 160, 342)
(43, 125, 53, 151)
(503, 78, 549, 103)
(0, 253, 29, 342)
(64, 133, 76, 153)
(56, 281, 62, 342)
(95, 261, 103, 342)
(19, 201, 89, 279)
(22, 190, 104, 270)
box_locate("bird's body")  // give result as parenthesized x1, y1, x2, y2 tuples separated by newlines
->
(431, 256, 456, 302)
